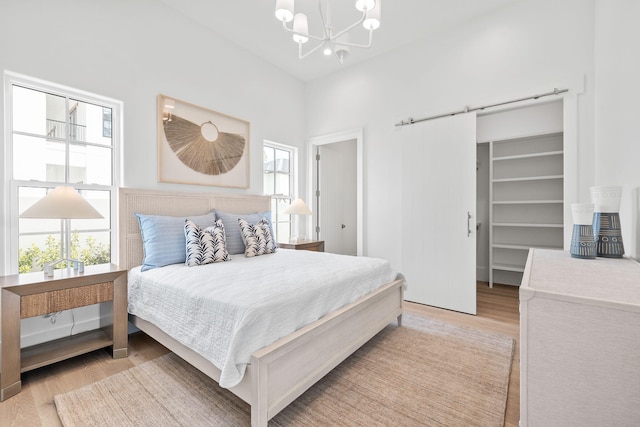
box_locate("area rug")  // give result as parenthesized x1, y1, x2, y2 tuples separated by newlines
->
(54, 313, 514, 427)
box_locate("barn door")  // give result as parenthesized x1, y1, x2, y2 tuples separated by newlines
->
(401, 113, 477, 314)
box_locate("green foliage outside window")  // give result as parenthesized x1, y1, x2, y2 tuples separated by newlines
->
(18, 232, 110, 273)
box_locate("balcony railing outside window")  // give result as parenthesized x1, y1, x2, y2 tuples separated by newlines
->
(46, 118, 86, 141)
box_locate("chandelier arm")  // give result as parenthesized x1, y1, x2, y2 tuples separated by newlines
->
(281, 20, 326, 42)
(299, 40, 327, 59)
(335, 30, 374, 49)
(330, 11, 367, 41)
(317, 0, 329, 40)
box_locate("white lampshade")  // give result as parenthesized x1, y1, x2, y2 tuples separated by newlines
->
(283, 198, 312, 215)
(363, 0, 381, 30)
(20, 186, 103, 219)
(355, 0, 375, 12)
(275, 0, 294, 23)
(292, 13, 309, 44)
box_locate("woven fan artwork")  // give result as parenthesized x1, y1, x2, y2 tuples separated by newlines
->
(163, 114, 246, 176)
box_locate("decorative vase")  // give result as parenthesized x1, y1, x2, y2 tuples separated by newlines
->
(590, 186, 624, 258)
(570, 203, 596, 259)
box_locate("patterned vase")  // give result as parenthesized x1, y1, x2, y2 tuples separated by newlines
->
(590, 186, 624, 258)
(570, 203, 595, 259)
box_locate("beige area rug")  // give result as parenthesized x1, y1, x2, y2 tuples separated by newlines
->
(55, 313, 514, 427)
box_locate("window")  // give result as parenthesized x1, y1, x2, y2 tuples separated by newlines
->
(263, 141, 296, 243)
(6, 73, 120, 274)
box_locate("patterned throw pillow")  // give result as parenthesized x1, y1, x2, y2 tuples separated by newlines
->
(215, 210, 274, 255)
(185, 219, 229, 266)
(238, 217, 277, 257)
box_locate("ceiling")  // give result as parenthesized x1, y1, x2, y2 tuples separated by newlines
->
(159, 0, 521, 82)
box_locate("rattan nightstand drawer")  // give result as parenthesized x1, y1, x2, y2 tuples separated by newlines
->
(20, 282, 114, 318)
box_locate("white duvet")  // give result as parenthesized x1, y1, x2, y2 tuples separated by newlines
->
(128, 249, 401, 388)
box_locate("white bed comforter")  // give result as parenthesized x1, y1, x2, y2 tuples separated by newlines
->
(128, 249, 401, 388)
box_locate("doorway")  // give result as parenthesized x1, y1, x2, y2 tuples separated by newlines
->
(309, 129, 364, 256)
(316, 141, 357, 255)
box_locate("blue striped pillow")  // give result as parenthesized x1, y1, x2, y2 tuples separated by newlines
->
(135, 212, 216, 271)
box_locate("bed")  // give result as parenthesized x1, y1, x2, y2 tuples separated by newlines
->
(119, 188, 404, 426)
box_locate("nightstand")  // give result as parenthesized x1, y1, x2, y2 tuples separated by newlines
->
(0, 264, 128, 401)
(278, 240, 325, 252)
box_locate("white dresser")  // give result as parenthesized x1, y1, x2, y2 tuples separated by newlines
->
(520, 249, 640, 426)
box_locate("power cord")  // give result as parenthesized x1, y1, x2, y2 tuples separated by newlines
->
(44, 309, 77, 336)
(45, 311, 62, 324)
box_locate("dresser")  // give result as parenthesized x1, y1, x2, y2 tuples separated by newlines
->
(520, 249, 640, 426)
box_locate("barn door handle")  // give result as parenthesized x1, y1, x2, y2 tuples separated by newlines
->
(467, 212, 472, 237)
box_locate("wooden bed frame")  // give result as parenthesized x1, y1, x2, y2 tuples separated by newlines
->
(119, 188, 404, 426)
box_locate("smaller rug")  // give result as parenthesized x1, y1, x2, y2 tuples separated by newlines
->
(55, 313, 514, 426)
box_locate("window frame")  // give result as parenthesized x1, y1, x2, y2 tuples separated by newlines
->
(263, 140, 297, 243)
(4, 71, 121, 275)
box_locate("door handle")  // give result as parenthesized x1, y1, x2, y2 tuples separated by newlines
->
(341, 224, 346, 229)
(467, 212, 472, 237)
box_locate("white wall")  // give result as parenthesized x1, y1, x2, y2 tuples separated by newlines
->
(0, 0, 306, 271)
(306, 0, 596, 268)
(0, 0, 306, 345)
(594, 0, 640, 260)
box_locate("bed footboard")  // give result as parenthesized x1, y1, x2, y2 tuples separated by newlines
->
(249, 278, 404, 426)
(130, 278, 403, 427)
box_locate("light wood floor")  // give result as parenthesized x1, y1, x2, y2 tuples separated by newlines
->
(0, 282, 520, 427)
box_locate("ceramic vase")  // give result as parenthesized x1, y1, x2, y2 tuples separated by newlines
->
(570, 203, 596, 259)
(590, 186, 624, 258)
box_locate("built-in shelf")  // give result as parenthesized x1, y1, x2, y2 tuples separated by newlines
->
(492, 243, 561, 251)
(492, 175, 563, 183)
(489, 132, 564, 287)
(493, 223, 563, 228)
(492, 150, 563, 162)
(492, 263, 526, 273)
(492, 200, 563, 205)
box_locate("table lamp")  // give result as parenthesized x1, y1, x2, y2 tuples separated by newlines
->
(282, 198, 312, 243)
(19, 186, 103, 276)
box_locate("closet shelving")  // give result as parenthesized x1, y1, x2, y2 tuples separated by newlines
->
(489, 132, 564, 287)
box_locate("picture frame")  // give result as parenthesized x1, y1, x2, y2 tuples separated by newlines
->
(157, 94, 250, 188)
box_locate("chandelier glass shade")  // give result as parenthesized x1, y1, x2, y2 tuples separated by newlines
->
(274, 0, 382, 64)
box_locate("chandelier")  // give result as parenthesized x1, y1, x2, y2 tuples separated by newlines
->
(274, 0, 382, 64)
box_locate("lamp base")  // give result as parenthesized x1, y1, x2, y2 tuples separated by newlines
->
(44, 258, 84, 277)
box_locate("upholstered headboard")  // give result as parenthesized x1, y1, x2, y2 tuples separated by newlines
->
(118, 187, 270, 270)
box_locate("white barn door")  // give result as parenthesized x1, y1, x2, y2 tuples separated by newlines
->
(401, 113, 477, 314)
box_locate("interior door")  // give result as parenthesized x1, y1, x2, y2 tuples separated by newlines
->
(316, 141, 357, 255)
(401, 113, 477, 314)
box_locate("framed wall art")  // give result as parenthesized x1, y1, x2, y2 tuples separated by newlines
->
(157, 94, 250, 188)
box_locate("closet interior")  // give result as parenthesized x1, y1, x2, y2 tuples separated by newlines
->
(476, 101, 565, 287)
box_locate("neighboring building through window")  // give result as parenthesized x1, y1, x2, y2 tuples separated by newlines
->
(263, 141, 296, 243)
(5, 73, 120, 274)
